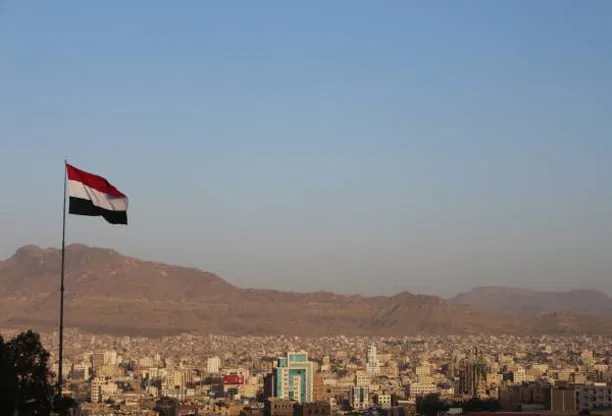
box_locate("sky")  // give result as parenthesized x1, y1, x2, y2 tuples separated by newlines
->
(1, 1, 611, 297)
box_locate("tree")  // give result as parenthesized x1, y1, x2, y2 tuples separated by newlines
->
(155, 397, 179, 416)
(53, 395, 77, 416)
(459, 397, 501, 412)
(0, 335, 18, 416)
(416, 393, 448, 416)
(0, 330, 54, 416)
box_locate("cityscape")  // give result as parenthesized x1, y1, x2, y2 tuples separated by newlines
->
(2, 1, 611, 416)
(2, 328, 611, 416)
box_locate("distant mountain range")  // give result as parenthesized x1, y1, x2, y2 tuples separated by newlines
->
(1, 244, 611, 337)
(448, 286, 612, 316)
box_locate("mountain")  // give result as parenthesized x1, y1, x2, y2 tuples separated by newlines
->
(1, 245, 612, 337)
(448, 286, 612, 316)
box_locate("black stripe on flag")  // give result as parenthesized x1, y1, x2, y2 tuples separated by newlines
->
(69, 197, 128, 225)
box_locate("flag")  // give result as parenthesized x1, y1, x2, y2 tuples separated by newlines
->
(66, 163, 128, 225)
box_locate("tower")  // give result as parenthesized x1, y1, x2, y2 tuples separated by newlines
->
(366, 345, 380, 376)
(272, 352, 315, 403)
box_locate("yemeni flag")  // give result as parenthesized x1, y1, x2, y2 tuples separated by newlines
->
(66, 163, 128, 225)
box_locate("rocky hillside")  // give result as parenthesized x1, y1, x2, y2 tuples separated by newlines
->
(1, 245, 610, 336)
(449, 286, 612, 316)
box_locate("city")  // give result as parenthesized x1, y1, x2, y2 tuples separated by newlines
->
(2, 328, 611, 416)
(2, 1, 611, 416)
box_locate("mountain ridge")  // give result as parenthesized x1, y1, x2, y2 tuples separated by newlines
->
(1, 244, 611, 337)
(448, 286, 612, 316)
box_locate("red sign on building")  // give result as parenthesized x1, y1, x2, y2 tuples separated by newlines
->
(224, 375, 245, 385)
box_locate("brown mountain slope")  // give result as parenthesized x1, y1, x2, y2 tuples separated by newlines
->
(0, 245, 610, 336)
(448, 286, 612, 316)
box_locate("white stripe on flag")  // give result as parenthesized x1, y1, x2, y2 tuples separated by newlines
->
(68, 179, 129, 212)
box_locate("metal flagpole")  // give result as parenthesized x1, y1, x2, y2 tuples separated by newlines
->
(57, 159, 67, 399)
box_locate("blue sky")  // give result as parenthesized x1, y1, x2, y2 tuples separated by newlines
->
(1, 0, 610, 297)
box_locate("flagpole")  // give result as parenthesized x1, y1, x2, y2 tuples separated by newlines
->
(58, 159, 67, 399)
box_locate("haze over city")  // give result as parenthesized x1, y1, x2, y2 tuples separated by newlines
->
(1, 0, 611, 298)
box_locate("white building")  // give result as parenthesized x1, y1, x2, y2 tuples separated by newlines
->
(103, 350, 117, 366)
(90, 378, 103, 403)
(376, 394, 392, 409)
(366, 345, 380, 376)
(207, 356, 221, 374)
(514, 367, 526, 384)
(139, 356, 155, 368)
(408, 382, 437, 398)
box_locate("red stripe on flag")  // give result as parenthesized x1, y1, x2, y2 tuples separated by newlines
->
(66, 163, 126, 197)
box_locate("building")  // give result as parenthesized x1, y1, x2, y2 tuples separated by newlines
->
(408, 382, 437, 398)
(350, 386, 370, 410)
(457, 349, 487, 399)
(264, 398, 296, 416)
(375, 394, 392, 409)
(366, 345, 380, 376)
(51, 361, 71, 380)
(513, 367, 526, 384)
(355, 371, 370, 387)
(264, 373, 275, 399)
(313, 372, 326, 402)
(295, 402, 331, 416)
(92, 352, 105, 370)
(70, 363, 89, 380)
(207, 356, 222, 374)
(381, 360, 399, 378)
(321, 356, 331, 372)
(90, 377, 103, 403)
(272, 352, 316, 403)
(575, 384, 612, 411)
(550, 384, 576, 413)
(103, 350, 117, 366)
(416, 363, 431, 378)
(499, 383, 550, 410)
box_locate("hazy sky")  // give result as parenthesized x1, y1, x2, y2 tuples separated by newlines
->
(1, 1, 611, 297)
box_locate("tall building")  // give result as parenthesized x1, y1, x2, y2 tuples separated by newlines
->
(272, 352, 315, 403)
(366, 345, 380, 376)
(207, 356, 221, 374)
(90, 377, 103, 403)
(313, 372, 326, 402)
(264, 373, 275, 399)
(457, 349, 486, 399)
(350, 386, 370, 410)
(92, 352, 105, 370)
(355, 371, 370, 387)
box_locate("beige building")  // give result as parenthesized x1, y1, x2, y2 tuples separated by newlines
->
(576, 384, 612, 411)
